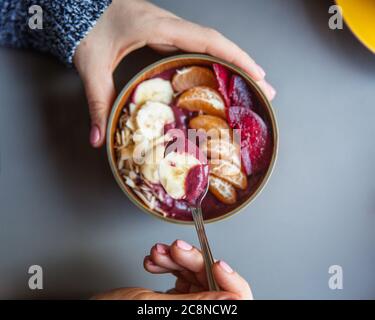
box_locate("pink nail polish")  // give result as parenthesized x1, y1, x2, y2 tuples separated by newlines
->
(256, 65, 266, 78)
(155, 243, 168, 254)
(90, 125, 100, 145)
(176, 240, 193, 251)
(219, 260, 234, 273)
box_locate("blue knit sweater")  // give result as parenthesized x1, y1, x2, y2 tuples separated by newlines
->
(0, 0, 112, 66)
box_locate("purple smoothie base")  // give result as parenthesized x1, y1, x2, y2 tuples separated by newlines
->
(184, 164, 209, 205)
(127, 65, 269, 221)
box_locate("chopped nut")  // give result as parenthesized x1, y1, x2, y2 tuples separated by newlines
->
(119, 113, 129, 129)
(116, 130, 121, 146)
(126, 118, 135, 131)
(117, 159, 124, 170)
(133, 189, 152, 207)
(129, 170, 137, 180)
(149, 196, 156, 210)
(119, 144, 134, 161)
(125, 176, 136, 188)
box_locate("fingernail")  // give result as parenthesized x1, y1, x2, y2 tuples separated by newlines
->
(156, 243, 168, 254)
(219, 260, 234, 273)
(256, 65, 266, 78)
(90, 125, 100, 146)
(176, 240, 192, 251)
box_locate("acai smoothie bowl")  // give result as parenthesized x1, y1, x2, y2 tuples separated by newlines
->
(107, 54, 278, 224)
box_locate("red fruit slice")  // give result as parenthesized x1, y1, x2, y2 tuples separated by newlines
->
(228, 75, 254, 109)
(213, 63, 231, 107)
(240, 140, 252, 176)
(228, 107, 271, 175)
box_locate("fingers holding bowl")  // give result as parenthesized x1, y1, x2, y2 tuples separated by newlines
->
(157, 18, 266, 82)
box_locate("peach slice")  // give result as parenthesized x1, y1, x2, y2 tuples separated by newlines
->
(209, 175, 237, 204)
(189, 115, 229, 138)
(209, 160, 247, 190)
(172, 66, 218, 93)
(176, 86, 226, 119)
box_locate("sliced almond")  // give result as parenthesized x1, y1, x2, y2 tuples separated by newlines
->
(119, 144, 135, 162)
(125, 176, 136, 188)
(172, 66, 217, 93)
(189, 115, 230, 139)
(209, 175, 237, 204)
(115, 130, 122, 146)
(176, 86, 226, 119)
(210, 160, 247, 190)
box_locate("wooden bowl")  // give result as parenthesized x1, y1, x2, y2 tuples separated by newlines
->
(107, 54, 279, 224)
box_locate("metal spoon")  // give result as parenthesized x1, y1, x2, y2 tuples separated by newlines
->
(190, 183, 220, 291)
(164, 137, 219, 291)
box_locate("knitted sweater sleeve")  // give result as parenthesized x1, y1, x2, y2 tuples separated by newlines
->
(0, 0, 112, 66)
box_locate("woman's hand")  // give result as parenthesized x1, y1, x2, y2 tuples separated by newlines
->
(93, 240, 253, 300)
(74, 0, 276, 148)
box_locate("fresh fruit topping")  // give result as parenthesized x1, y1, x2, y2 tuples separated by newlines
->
(176, 86, 226, 119)
(213, 63, 231, 107)
(141, 142, 165, 184)
(228, 107, 271, 174)
(228, 75, 253, 109)
(239, 140, 252, 176)
(133, 78, 173, 105)
(209, 175, 237, 204)
(209, 160, 247, 190)
(172, 66, 217, 93)
(203, 139, 241, 167)
(135, 101, 175, 140)
(189, 114, 229, 139)
(159, 150, 207, 202)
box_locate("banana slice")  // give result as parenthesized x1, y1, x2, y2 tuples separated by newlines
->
(141, 142, 166, 184)
(135, 101, 175, 140)
(210, 159, 247, 190)
(209, 175, 237, 204)
(133, 78, 174, 105)
(159, 151, 202, 200)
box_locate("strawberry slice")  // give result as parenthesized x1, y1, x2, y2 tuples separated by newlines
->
(228, 75, 254, 110)
(213, 63, 231, 107)
(228, 107, 271, 175)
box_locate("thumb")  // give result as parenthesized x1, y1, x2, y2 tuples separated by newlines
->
(82, 70, 116, 148)
(212, 261, 253, 300)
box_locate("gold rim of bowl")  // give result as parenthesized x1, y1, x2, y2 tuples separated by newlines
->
(106, 53, 279, 225)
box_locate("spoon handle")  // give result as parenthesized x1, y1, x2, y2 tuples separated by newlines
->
(191, 206, 220, 291)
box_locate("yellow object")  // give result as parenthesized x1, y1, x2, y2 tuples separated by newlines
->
(336, 0, 375, 53)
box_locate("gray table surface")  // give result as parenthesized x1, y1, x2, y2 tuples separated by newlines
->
(0, 0, 374, 299)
